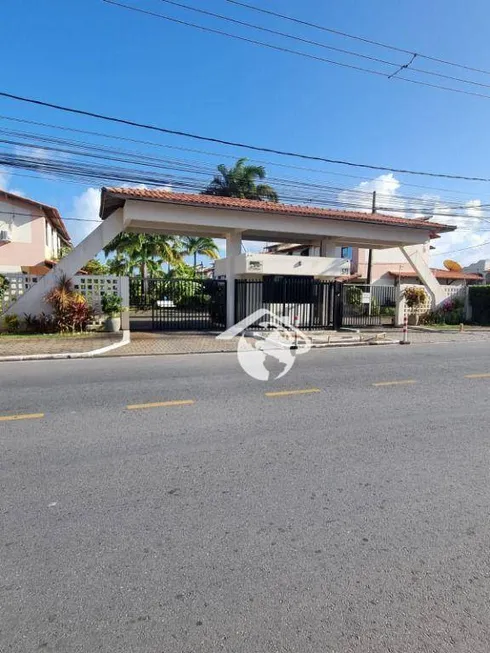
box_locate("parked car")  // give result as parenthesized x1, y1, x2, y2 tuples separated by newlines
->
(156, 297, 176, 309)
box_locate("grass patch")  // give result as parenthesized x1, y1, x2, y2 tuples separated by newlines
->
(0, 331, 107, 340)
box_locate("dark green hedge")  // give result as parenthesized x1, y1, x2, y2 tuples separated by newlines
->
(469, 286, 490, 325)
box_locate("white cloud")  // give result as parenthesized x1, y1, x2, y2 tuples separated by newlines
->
(0, 167, 25, 197)
(0, 168, 10, 191)
(67, 187, 102, 245)
(338, 173, 406, 217)
(65, 185, 173, 247)
(337, 174, 490, 268)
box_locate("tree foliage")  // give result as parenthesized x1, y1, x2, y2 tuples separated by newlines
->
(203, 158, 278, 202)
(181, 236, 220, 269)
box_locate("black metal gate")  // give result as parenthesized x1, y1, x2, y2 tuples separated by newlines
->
(129, 278, 226, 331)
(342, 284, 396, 327)
(235, 277, 343, 330)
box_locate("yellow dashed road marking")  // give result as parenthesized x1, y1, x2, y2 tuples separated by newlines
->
(265, 388, 321, 398)
(126, 400, 195, 410)
(0, 412, 44, 422)
(372, 380, 417, 387)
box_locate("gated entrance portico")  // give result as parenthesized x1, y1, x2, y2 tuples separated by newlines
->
(6, 188, 456, 327)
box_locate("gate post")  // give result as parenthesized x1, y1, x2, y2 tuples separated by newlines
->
(333, 281, 343, 330)
(120, 276, 130, 331)
(225, 231, 242, 328)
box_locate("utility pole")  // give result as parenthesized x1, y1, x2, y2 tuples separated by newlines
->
(366, 191, 376, 285)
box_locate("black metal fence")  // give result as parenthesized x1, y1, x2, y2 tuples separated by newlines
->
(235, 277, 342, 330)
(342, 284, 397, 327)
(130, 278, 226, 331)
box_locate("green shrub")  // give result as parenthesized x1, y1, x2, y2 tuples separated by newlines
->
(345, 285, 363, 307)
(101, 292, 123, 317)
(370, 296, 380, 316)
(3, 314, 20, 333)
(469, 285, 490, 325)
(0, 274, 9, 300)
(380, 306, 395, 316)
(24, 313, 57, 334)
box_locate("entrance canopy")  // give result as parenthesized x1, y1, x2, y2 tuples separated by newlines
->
(7, 187, 456, 325)
(100, 188, 455, 249)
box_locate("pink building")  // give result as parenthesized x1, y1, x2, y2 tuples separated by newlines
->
(0, 190, 71, 274)
(266, 241, 481, 286)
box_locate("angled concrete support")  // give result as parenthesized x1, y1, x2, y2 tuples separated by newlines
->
(6, 210, 125, 317)
(399, 245, 445, 306)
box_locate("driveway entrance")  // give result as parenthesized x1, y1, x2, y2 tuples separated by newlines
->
(129, 278, 227, 331)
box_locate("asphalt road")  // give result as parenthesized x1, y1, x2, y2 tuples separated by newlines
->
(1, 341, 490, 652)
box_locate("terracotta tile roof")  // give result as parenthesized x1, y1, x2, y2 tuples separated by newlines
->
(101, 188, 456, 233)
(0, 190, 71, 244)
(388, 268, 482, 281)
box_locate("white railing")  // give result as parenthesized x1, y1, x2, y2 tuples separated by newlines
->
(395, 283, 470, 324)
(441, 285, 467, 302)
(0, 273, 129, 317)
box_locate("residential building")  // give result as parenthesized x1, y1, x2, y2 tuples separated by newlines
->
(464, 259, 490, 284)
(0, 190, 71, 274)
(265, 241, 482, 286)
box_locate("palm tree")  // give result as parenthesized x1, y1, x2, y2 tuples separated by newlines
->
(104, 233, 182, 278)
(181, 236, 220, 270)
(203, 158, 279, 202)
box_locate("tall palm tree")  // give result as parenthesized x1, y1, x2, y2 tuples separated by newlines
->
(104, 233, 182, 278)
(181, 236, 220, 270)
(203, 158, 279, 202)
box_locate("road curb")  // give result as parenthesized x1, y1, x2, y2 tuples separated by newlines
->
(0, 331, 130, 362)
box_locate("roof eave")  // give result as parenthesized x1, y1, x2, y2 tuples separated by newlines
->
(100, 189, 456, 233)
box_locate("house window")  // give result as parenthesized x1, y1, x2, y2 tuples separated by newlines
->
(263, 275, 314, 303)
(341, 246, 352, 259)
(300, 248, 310, 257)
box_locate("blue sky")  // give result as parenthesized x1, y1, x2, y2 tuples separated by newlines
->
(2, 0, 490, 264)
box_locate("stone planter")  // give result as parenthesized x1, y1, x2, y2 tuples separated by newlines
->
(105, 316, 121, 332)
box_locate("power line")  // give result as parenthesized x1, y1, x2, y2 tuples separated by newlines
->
(225, 0, 490, 77)
(157, 0, 490, 92)
(3, 126, 479, 212)
(0, 208, 100, 223)
(102, 0, 490, 102)
(102, 1, 392, 78)
(2, 113, 485, 199)
(157, 0, 401, 69)
(2, 90, 490, 182)
(437, 239, 490, 256)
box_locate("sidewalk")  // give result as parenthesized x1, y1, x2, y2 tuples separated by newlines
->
(1, 327, 488, 361)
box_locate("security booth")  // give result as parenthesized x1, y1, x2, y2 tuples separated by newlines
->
(214, 253, 349, 329)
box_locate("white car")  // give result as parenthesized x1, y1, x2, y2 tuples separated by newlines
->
(156, 297, 176, 309)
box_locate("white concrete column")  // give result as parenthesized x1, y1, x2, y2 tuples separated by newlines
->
(6, 209, 125, 317)
(225, 231, 242, 328)
(319, 238, 337, 257)
(119, 276, 130, 331)
(399, 245, 445, 306)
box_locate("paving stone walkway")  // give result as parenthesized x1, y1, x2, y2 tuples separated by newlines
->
(1, 328, 489, 360)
